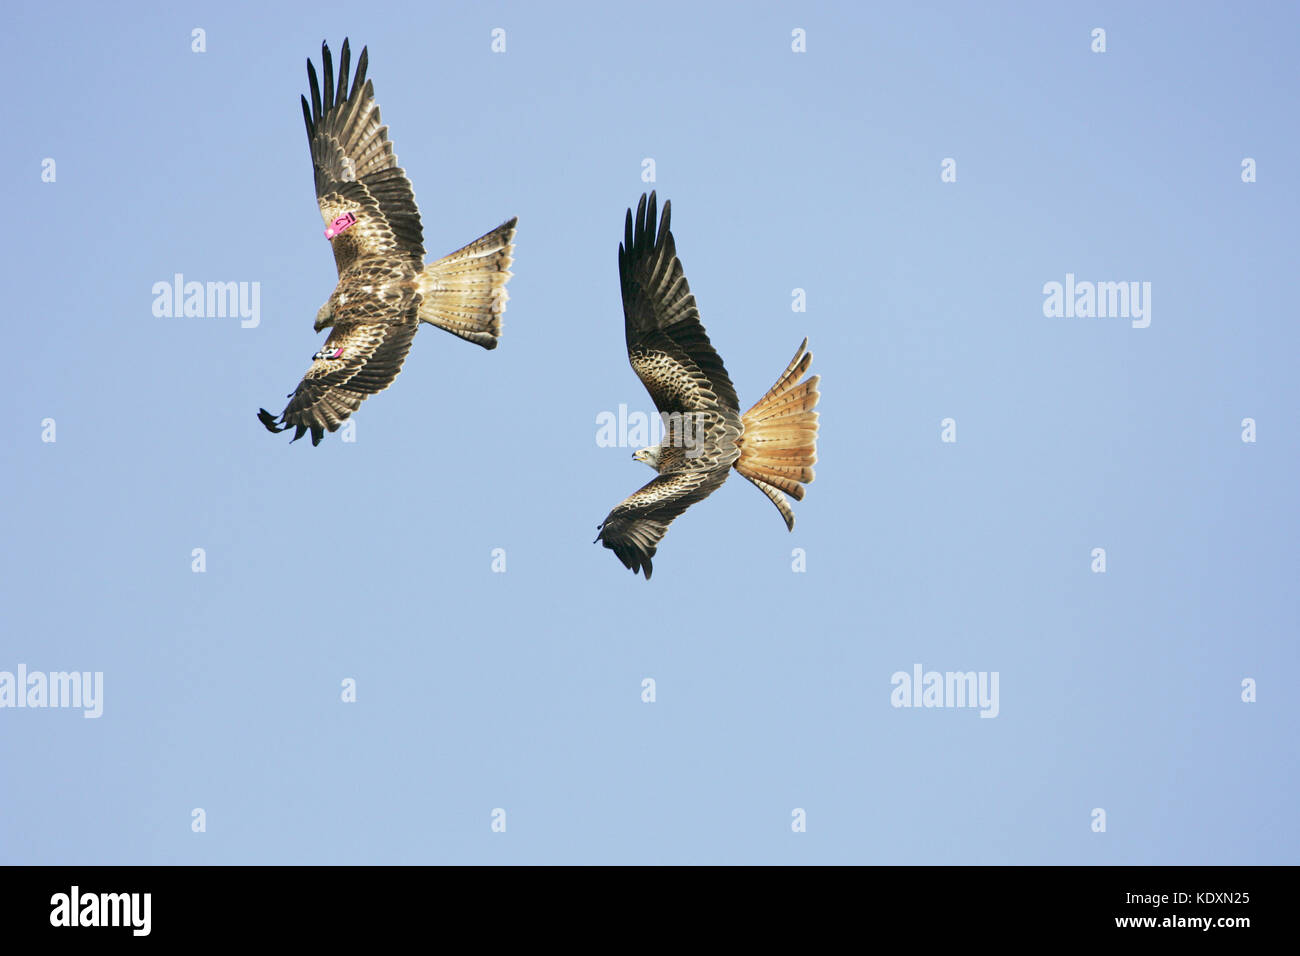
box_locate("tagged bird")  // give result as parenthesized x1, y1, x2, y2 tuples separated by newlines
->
(259, 38, 517, 445)
(595, 192, 821, 578)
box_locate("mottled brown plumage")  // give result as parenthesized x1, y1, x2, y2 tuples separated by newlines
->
(595, 193, 821, 578)
(259, 38, 517, 445)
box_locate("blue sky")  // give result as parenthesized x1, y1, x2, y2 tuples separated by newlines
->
(1, 0, 1296, 864)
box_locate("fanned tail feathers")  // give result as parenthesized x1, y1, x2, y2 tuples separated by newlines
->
(734, 338, 820, 530)
(416, 218, 517, 349)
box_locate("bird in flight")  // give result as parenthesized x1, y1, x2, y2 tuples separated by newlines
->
(259, 38, 517, 445)
(595, 192, 821, 578)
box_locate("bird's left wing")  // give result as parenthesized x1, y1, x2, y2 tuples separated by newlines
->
(595, 468, 730, 579)
(619, 192, 740, 416)
(258, 310, 419, 446)
(302, 39, 425, 272)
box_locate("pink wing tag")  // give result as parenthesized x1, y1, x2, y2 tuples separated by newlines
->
(325, 212, 357, 239)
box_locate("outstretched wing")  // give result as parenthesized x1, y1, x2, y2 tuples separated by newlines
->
(302, 38, 424, 272)
(619, 191, 740, 416)
(595, 469, 730, 579)
(258, 309, 419, 446)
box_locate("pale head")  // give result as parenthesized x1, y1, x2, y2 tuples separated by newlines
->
(633, 445, 662, 469)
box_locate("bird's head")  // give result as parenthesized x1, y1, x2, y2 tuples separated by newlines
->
(314, 301, 334, 333)
(633, 445, 661, 469)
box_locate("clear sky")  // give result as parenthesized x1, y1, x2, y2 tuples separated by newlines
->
(2, 0, 1296, 864)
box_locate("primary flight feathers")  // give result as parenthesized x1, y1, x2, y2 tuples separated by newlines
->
(595, 192, 821, 578)
(259, 38, 517, 445)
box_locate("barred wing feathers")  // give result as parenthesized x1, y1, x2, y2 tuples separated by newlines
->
(619, 192, 740, 417)
(302, 38, 424, 271)
(594, 469, 730, 580)
(257, 307, 419, 446)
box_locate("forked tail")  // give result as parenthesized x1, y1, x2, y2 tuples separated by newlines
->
(416, 217, 517, 349)
(734, 338, 820, 530)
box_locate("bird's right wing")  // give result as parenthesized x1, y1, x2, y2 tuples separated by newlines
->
(595, 468, 730, 579)
(302, 39, 425, 272)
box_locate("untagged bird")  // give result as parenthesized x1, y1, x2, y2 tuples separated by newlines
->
(259, 38, 517, 445)
(595, 192, 821, 578)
